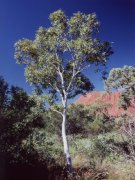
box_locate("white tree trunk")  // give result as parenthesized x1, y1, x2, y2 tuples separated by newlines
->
(62, 103, 72, 175)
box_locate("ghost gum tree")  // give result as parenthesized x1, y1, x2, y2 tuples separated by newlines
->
(14, 10, 113, 173)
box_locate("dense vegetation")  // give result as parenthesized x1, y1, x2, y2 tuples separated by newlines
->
(14, 9, 113, 174)
(0, 9, 135, 180)
(0, 68, 135, 179)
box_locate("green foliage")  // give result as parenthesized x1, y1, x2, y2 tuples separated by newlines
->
(2, 73, 135, 180)
(0, 75, 135, 179)
(15, 9, 113, 101)
(14, 10, 113, 174)
(29, 130, 64, 165)
(0, 76, 8, 109)
(105, 65, 135, 163)
(0, 77, 40, 164)
(106, 65, 135, 109)
(67, 103, 114, 135)
(67, 104, 89, 135)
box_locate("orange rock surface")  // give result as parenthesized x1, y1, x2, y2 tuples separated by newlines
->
(75, 92, 135, 117)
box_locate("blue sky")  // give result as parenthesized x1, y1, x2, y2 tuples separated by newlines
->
(0, 0, 135, 94)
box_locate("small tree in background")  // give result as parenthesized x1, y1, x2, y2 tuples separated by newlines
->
(14, 10, 113, 174)
(106, 65, 135, 109)
(106, 65, 135, 160)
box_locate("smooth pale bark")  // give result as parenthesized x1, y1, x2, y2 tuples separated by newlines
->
(62, 100, 72, 174)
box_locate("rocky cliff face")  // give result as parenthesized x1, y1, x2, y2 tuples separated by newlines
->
(75, 92, 135, 117)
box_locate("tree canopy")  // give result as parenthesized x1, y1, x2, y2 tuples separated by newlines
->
(15, 10, 113, 102)
(106, 65, 135, 109)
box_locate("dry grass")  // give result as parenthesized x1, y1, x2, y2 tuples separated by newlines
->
(101, 156, 135, 180)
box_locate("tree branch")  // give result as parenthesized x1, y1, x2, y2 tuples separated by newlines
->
(52, 109, 63, 117)
(57, 66, 66, 97)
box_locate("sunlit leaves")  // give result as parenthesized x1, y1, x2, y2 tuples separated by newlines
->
(15, 39, 37, 64)
(49, 9, 67, 34)
(106, 66, 135, 91)
(68, 12, 99, 38)
(15, 9, 113, 101)
(106, 66, 135, 109)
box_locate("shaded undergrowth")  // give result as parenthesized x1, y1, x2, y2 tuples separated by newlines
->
(3, 163, 108, 180)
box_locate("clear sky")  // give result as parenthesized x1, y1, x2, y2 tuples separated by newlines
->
(0, 0, 135, 94)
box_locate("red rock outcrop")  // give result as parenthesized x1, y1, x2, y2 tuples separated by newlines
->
(75, 92, 135, 117)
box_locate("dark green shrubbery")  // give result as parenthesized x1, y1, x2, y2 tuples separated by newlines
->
(1, 76, 135, 179)
(67, 103, 115, 136)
